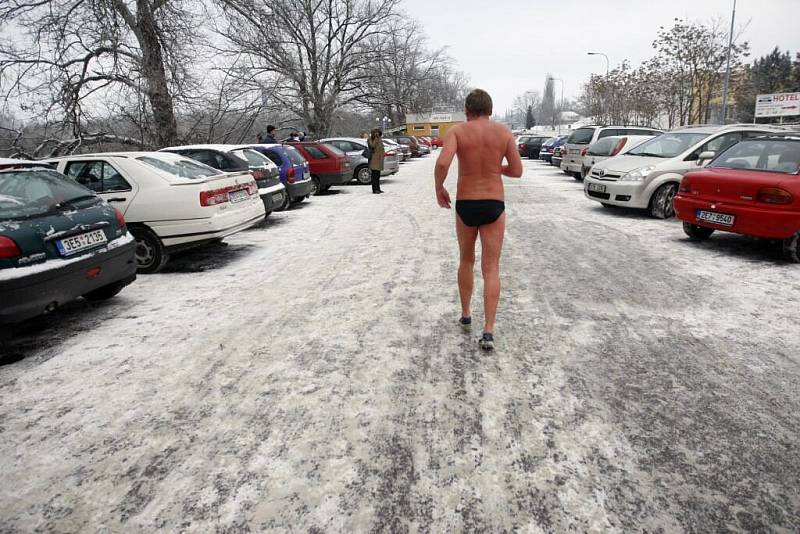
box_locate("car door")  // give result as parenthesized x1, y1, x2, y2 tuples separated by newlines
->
(63, 159, 138, 215)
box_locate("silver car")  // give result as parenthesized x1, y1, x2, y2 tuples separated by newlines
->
(321, 137, 400, 185)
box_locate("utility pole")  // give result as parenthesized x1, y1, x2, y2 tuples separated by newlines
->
(720, 0, 737, 124)
(553, 78, 565, 135)
(587, 52, 610, 76)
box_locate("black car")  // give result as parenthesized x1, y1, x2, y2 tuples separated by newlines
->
(517, 136, 548, 159)
(0, 167, 136, 335)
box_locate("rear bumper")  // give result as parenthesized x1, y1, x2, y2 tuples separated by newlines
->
(259, 183, 287, 212)
(287, 179, 315, 200)
(154, 199, 266, 247)
(317, 171, 351, 186)
(562, 154, 583, 172)
(0, 240, 137, 325)
(674, 195, 800, 239)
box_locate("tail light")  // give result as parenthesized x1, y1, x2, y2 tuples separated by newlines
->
(199, 182, 257, 207)
(385, 151, 396, 156)
(114, 208, 126, 229)
(757, 187, 792, 205)
(581, 148, 588, 157)
(0, 236, 21, 258)
(287, 166, 295, 184)
(610, 138, 628, 156)
(519, 144, 527, 149)
(679, 176, 691, 193)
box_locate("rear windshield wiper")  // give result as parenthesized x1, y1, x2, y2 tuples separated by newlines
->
(56, 194, 98, 209)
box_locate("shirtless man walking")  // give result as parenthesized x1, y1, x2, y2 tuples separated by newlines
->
(434, 89, 523, 350)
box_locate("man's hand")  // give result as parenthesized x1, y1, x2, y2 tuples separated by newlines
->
(436, 186, 452, 209)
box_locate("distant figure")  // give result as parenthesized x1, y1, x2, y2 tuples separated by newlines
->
(289, 132, 300, 142)
(368, 128, 385, 194)
(434, 88, 523, 351)
(299, 131, 306, 141)
(264, 125, 277, 144)
(360, 131, 369, 140)
(256, 133, 263, 143)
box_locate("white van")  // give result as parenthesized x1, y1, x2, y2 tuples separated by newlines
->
(47, 152, 265, 273)
(561, 125, 662, 179)
(583, 124, 787, 218)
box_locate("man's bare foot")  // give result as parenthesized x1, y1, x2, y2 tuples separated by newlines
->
(478, 332, 494, 351)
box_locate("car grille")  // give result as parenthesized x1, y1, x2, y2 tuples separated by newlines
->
(590, 169, 622, 181)
(587, 190, 611, 200)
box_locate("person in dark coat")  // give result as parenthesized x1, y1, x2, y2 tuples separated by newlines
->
(368, 128, 385, 194)
(264, 125, 278, 144)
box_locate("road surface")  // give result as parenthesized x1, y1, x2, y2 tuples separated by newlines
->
(2, 155, 799, 532)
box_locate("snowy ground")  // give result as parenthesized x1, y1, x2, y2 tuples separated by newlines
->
(1, 155, 799, 532)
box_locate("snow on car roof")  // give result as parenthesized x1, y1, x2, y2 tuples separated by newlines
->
(159, 144, 248, 152)
(47, 151, 181, 159)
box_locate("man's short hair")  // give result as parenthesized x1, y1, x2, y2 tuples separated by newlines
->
(267, 125, 276, 133)
(465, 89, 493, 117)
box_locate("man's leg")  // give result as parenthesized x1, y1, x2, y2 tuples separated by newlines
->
(478, 212, 506, 334)
(456, 215, 479, 319)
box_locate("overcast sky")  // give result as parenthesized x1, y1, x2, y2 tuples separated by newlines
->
(402, 0, 800, 115)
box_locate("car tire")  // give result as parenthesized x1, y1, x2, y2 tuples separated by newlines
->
(573, 171, 583, 181)
(355, 165, 371, 185)
(83, 280, 126, 301)
(276, 190, 291, 211)
(321, 184, 332, 192)
(311, 176, 321, 196)
(649, 183, 678, 219)
(683, 222, 715, 241)
(782, 232, 800, 263)
(130, 227, 168, 274)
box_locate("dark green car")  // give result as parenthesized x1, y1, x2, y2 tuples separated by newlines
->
(0, 167, 137, 330)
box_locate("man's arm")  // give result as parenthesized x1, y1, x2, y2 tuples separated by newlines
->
(434, 129, 458, 208)
(501, 134, 523, 178)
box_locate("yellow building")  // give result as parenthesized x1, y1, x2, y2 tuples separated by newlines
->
(405, 112, 465, 138)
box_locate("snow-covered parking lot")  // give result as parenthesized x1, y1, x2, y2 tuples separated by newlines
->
(2, 155, 799, 532)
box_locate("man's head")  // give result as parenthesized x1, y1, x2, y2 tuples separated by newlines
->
(267, 125, 276, 135)
(464, 89, 493, 119)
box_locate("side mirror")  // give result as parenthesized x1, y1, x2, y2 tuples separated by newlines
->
(697, 151, 716, 162)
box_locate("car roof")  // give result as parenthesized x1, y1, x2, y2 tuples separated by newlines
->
(321, 137, 366, 143)
(667, 124, 789, 135)
(159, 144, 251, 152)
(47, 151, 183, 160)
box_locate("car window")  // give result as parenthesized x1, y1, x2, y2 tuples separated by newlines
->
(331, 141, 353, 152)
(695, 132, 742, 159)
(323, 143, 345, 157)
(587, 138, 616, 156)
(0, 169, 96, 220)
(136, 155, 220, 179)
(231, 149, 273, 169)
(567, 127, 596, 144)
(262, 150, 284, 167)
(628, 132, 710, 158)
(598, 129, 619, 139)
(304, 145, 328, 159)
(64, 160, 131, 193)
(711, 140, 800, 173)
(284, 146, 307, 165)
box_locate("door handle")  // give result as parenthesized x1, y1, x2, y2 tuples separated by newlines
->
(107, 197, 127, 203)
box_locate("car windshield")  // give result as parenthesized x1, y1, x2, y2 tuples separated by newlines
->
(137, 155, 220, 179)
(0, 169, 96, 220)
(284, 146, 307, 165)
(567, 128, 595, 145)
(627, 132, 710, 158)
(234, 149, 274, 169)
(711, 139, 800, 173)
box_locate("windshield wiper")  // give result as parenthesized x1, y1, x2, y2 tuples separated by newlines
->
(55, 194, 98, 209)
(633, 152, 667, 158)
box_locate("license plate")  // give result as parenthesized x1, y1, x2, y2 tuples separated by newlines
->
(697, 210, 735, 226)
(272, 193, 283, 203)
(569, 149, 580, 155)
(588, 183, 606, 193)
(229, 189, 249, 203)
(56, 229, 107, 256)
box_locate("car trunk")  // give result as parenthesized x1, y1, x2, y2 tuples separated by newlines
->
(169, 170, 259, 213)
(687, 168, 795, 208)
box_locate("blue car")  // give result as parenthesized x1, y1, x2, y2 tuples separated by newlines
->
(248, 144, 314, 208)
(549, 135, 570, 167)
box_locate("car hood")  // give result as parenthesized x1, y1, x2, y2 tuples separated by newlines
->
(593, 154, 666, 174)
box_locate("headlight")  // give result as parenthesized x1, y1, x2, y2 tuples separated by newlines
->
(620, 165, 656, 182)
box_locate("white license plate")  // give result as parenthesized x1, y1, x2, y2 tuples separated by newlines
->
(588, 183, 606, 193)
(56, 229, 107, 256)
(569, 149, 580, 155)
(697, 210, 735, 226)
(229, 189, 249, 203)
(272, 193, 283, 203)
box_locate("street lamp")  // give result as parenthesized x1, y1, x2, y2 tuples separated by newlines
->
(552, 78, 565, 135)
(376, 116, 391, 131)
(721, 0, 737, 124)
(587, 51, 610, 76)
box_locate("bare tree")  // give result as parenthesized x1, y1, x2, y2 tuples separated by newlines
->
(512, 90, 541, 128)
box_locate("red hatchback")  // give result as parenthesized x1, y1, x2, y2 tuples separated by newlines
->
(674, 136, 800, 262)
(287, 141, 351, 195)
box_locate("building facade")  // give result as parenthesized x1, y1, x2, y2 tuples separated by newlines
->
(405, 112, 466, 138)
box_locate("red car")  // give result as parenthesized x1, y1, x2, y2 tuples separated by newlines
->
(430, 136, 443, 148)
(287, 142, 351, 195)
(674, 135, 800, 262)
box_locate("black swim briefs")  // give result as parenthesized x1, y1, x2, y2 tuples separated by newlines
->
(455, 199, 506, 227)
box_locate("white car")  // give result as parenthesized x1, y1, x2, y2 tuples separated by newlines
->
(561, 125, 663, 179)
(579, 135, 654, 178)
(583, 124, 787, 218)
(320, 137, 400, 185)
(46, 152, 265, 273)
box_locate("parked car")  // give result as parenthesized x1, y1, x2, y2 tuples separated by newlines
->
(583, 125, 786, 218)
(287, 141, 351, 195)
(517, 135, 549, 159)
(159, 144, 286, 216)
(0, 166, 137, 330)
(562, 125, 663, 179)
(384, 138, 410, 161)
(246, 144, 314, 206)
(551, 136, 570, 168)
(321, 137, 400, 184)
(392, 135, 424, 157)
(47, 152, 264, 273)
(430, 136, 443, 148)
(674, 135, 800, 262)
(580, 135, 654, 178)
(538, 137, 558, 163)
(0, 158, 54, 171)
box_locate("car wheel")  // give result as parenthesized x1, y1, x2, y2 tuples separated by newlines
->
(355, 165, 371, 185)
(572, 171, 583, 180)
(649, 183, 678, 219)
(311, 176, 321, 195)
(782, 232, 800, 263)
(276, 190, 291, 211)
(130, 227, 168, 274)
(683, 222, 715, 241)
(321, 184, 332, 192)
(83, 280, 126, 301)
